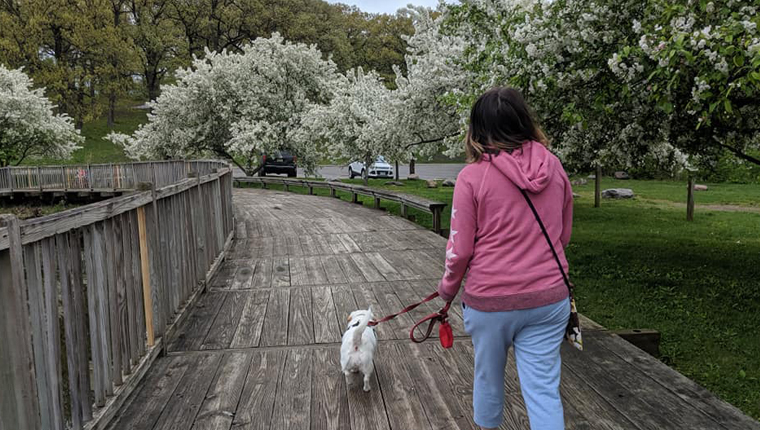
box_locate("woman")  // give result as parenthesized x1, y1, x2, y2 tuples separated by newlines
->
(437, 87, 573, 430)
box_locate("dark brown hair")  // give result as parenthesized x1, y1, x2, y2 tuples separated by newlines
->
(465, 87, 548, 163)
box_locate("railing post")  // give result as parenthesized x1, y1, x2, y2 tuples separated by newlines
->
(330, 186, 336, 198)
(37, 166, 42, 191)
(432, 206, 442, 236)
(352, 192, 359, 204)
(61, 166, 66, 191)
(308, 185, 313, 195)
(136, 183, 158, 346)
(401, 204, 408, 219)
(374, 196, 381, 209)
(0, 215, 42, 430)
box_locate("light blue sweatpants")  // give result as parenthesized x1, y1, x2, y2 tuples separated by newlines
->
(463, 298, 570, 429)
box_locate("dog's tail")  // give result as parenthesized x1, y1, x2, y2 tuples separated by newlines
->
(352, 307, 372, 349)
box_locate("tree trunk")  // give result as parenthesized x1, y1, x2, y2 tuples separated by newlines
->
(363, 154, 371, 186)
(594, 165, 602, 208)
(146, 70, 160, 101)
(108, 92, 116, 128)
(395, 161, 399, 180)
(686, 176, 695, 221)
(409, 158, 416, 175)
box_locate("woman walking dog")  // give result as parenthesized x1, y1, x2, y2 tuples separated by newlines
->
(437, 87, 574, 430)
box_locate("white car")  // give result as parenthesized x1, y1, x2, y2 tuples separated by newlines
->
(348, 156, 394, 179)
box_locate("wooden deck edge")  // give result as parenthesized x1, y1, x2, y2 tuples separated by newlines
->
(89, 229, 235, 430)
(83, 340, 163, 430)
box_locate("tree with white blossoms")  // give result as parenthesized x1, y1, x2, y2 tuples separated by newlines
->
(0, 65, 82, 167)
(445, 0, 689, 181)
(108, 33, 344, 175)
(299, 67, 395, 185)
(613, 0, 760, 170)
(389, 6, 469, 170)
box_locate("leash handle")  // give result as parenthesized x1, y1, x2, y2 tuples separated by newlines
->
(409, 301, 451, 345)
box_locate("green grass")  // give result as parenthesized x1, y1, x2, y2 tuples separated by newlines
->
(0, 200, 81, 219)
(572, 178, 760, 207)
(25, 101, 148, 166)
(241, 177, 760, 420)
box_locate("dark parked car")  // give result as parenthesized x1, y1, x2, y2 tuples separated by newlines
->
(260, 150, 297, 177)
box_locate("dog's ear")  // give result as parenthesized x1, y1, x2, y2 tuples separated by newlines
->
(347, 314, 352, 322)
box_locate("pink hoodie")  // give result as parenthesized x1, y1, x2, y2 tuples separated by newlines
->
(437, 141, 573, 311)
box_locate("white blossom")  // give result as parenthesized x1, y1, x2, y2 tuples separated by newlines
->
(0, 65, 82, 166)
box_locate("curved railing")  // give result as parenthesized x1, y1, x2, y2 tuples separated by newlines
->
(0, 160, 234, 430)
(234, 176, 448, 235)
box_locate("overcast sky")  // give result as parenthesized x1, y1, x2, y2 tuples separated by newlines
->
(325, 1, 450, 14)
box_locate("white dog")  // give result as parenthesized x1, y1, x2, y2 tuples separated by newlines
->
(340, 308, 377, 392)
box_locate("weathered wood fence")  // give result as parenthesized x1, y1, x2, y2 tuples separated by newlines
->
(0, 160, 222, 193)
(234, 176, 448, 235)
(0, 161, 234, 430)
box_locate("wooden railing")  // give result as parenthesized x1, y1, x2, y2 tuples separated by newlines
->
(0, 160, 223, 192)
(0, 161, 234, 430)
(234, 176, 448, 235)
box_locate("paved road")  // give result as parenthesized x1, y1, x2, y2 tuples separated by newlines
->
(233, 163, 466, 180)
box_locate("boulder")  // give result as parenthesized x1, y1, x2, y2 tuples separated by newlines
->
(384, 181, 404, 186)
(602, 188, 634, 199)
(614, 171, 630, 180)
(588, 174, 596, 179)
(571, 178, 588, 186)
(694, 184, 708, 191)
(442, 178, 456, 187)
(407, 174, 420, 180)
(426, 180, 438, 188)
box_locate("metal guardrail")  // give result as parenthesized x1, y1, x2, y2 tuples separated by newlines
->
(234, 176, 448, 235)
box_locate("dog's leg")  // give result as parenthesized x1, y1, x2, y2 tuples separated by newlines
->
(362, 371, 372, 392)
(344, 370, 352, 387)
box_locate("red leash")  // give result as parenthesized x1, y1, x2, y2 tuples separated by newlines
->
(367, 292, 454, 348)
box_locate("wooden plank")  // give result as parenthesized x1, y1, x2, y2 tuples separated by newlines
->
(271, 349, 313, 429)
(233, 350, 286, 430)
(251, 257, 274, 288)
(311, 348, 350, 429)
(371, 283, 417, 340)
(432, 344, 479, 430)
(106, 217, 125, 384)
(351, 286, 395, 341)
(94, 222, 116, 396)
(562, 340, 705, 429)
(40, 238, 64, 430)
(25, 243, 54, 430)
(591, 331, 760, 429)
(230, 290, 270, 349)
(108, 355, 194, 430)
(404, 344, 467, 430)
(231, 264, 255, 290)
(333, 254, 366, 283)
(137, 206, 155, 346)
(374, 343, 434, 430)
(349, 253, 384, 282)
(345, 360, 391, 430)
(331, 285, 359, 327)
(311, 286, 342, 344)
(201, 291, 248, 350)
(558, 358, 642, 430)
(120, 213, 138, 365)
(320, 255, 348, 285)
(288, 256, 309, 286)
(152, 353, 223, 430)
(260, 288, 291, 347)
(271, 257, 290, 288)
(191, 352, 252, 430)
(129, 210, 146, 357)
(0, 215, 40, 430)
(288, 287, 315, 346)
(84, 225, 107, 404)
(65, 230, 94, 423)
(168, 291, 226, 352)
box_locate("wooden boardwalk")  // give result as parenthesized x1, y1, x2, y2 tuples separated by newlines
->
(107, 188, 760, 430)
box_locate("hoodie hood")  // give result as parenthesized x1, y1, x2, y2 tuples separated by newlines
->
(487, 141, 557, 193)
